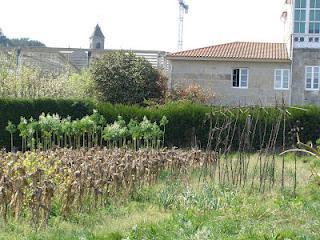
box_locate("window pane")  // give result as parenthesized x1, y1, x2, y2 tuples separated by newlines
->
(315, 23, 320, 33)
(300, 22, 306, 33)
(301, 10, 306, 20)
(314, 67, 319, 89)
(301, 0, 306, 8)
(317, 0, 320, 8)
(240, 79, 247, 87)
(310, 23, 315, 33)
(283, 70, 289, 89)
(295, 10, 301, 21)
(240, 71, 248, 87)
(294, 22, 300, 33)
(306, 67, 313, 89)
(306, 79, 312, 88)
(275, 74, 282, 89)
(310, 10, 315, 21)
(316, 10, 320, 21)
(242, 69, 248, 75)
(233, 69, 239, 87)
(307, 67, 313, 74)
(311, 0, 316, 8)
(307, 72, 313, 79)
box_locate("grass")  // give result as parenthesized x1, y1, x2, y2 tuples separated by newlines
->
(0, 154, 319, 240)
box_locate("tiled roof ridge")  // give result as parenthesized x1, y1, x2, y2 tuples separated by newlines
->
(168, 41, 289, 61)
(172, 41, 285, 54)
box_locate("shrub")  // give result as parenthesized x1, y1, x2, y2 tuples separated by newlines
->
(167, 83, 215, 104)
(90, 51, 164, 104)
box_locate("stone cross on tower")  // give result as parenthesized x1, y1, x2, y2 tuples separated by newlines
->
(90, 24, 105, 50)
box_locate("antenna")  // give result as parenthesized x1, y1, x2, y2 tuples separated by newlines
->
(177, 0, 189, 51)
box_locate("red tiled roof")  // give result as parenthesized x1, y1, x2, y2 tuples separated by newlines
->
(168, 42, 290, 61)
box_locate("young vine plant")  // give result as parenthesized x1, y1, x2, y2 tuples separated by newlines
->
(6, 111, 168, 152)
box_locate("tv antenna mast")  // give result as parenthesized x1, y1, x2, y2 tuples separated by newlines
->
(177, 0, 189, 51)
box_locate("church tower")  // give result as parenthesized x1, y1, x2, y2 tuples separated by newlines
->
(90, 24, 105, 50)
(289, 0, 320, 104)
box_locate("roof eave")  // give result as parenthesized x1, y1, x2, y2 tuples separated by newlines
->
(166, 56, 291, 63)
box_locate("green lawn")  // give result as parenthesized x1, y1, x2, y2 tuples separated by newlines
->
(0, 154, 319, 240)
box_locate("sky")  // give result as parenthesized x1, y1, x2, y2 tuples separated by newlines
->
(0, 0, 286, 52)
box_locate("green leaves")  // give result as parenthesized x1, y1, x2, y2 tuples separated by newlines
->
(90, 51, 164, 104)
(160, 116, 169, 127)
(102, 115, 166, 148)
(12, 109, 168, 151)
(5, 121, 16, 134)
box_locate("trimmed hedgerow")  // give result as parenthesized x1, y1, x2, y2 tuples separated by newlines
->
(0, 98, 319, 150)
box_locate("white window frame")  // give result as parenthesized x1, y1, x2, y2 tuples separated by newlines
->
(274, 69, 290, 90)
(232, 68, 249, 89)
(309, 0, 320, 34)
(294, 0, 307, 33)
(305, 66, 320, 91)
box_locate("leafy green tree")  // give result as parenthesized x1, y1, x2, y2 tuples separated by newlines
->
(90, 51, 164, 104)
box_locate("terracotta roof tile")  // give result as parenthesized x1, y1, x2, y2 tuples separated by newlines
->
(168, 42, 289, 61)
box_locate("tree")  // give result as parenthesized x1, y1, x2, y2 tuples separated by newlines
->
(90, 51, 164, 104)
(9, 38, 45, 47)
(0, 29, 45, 47)
(0, 30, 10, 47)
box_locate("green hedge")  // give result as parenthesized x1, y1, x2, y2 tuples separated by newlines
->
(0, 98, 319, 150)
(0, 99, 94, 149)
(97, 102, 211, 148)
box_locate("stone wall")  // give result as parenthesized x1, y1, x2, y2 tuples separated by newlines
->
(291, 48, 320, 105)
(168, 59, 291, 106)
(0, 47, 168, 73)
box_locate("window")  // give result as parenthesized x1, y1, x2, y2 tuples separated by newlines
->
(294, 0, 306, 33)
(232, 68, 248, 88)
(305, 66, 320, 90)
(274, 69, 290, 90)
(309, 0, 320, 33)
(295, 0, 306, 8)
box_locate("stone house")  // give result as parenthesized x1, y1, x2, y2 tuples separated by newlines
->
(167, 0, 320, 106)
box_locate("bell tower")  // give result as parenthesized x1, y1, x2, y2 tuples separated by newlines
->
(90, 24, 105, 50)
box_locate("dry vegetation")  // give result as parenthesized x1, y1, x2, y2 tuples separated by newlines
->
(0, 148, 211, 227)
(0, 147, 305, 229)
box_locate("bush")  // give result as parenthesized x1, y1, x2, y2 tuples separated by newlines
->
(167, 83, 215, 104)
(90, 51, 164, 104)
